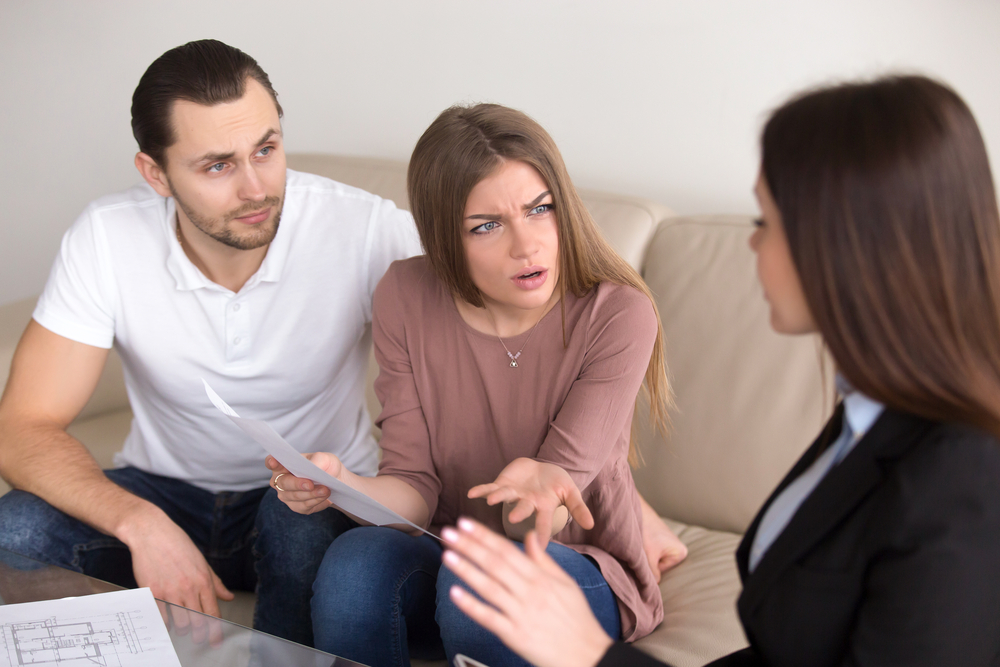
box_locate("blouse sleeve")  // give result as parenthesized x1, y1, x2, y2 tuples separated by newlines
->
(534, 284, 658, 491)
(371, 262, 442, 521)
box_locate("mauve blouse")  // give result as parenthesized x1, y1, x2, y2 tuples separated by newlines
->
(372, 256, 663, 641)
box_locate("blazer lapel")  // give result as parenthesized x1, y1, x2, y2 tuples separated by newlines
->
(738, 408, 932, 614)
(736, 404, 845, 580)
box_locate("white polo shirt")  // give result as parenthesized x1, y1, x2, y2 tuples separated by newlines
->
(33, 169, 422, 492)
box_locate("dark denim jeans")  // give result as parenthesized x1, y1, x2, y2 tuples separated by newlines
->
(0, 467, 355, 646)
(311, 526, 621, 667)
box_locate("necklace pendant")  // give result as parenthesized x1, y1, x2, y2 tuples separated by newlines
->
(510, 360, 518, 368)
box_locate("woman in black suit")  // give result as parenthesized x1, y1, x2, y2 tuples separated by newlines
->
(437, 75, 1000, 667)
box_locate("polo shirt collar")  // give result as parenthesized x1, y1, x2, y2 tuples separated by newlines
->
(164, 195, 291, 293)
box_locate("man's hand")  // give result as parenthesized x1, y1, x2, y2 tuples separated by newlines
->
(442, 518, 613, 667)
(117, 505, 233, 629)
(467, 458, 594, 550)
(639, 494, 687, 582)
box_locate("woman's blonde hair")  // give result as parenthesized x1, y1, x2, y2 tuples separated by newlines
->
(407, 103, 672, 460)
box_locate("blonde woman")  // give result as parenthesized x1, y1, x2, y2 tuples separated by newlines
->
(268, 103, 680, 666)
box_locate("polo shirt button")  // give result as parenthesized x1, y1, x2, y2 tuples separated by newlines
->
(233, 337, 241, 345)
(232, 304, 241, 312)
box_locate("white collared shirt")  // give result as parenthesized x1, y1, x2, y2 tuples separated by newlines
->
(748, 377, 884, 572)
(34, 169, 422, 492)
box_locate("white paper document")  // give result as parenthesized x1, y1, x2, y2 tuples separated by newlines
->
(0, 588, 180, 667)
(203, 379, 437, 539)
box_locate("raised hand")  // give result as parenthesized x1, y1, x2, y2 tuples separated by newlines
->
(467, 457, 594, 549)
(442, 518, 613, 667)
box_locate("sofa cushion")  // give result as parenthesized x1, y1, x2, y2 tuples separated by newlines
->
(633, 215, 835, 534)
(635, 520, 747, 667)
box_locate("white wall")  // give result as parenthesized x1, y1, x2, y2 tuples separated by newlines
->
(2, 0, 998, 306)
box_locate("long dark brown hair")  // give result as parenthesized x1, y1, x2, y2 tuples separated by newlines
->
(407, 103, 672, 457)
(762, 75, 1000, 437)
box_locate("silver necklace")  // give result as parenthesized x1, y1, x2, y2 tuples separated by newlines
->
(484, 306, 544, 368)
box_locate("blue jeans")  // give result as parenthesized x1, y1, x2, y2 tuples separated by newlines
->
(311, 526, 621, 667)
(0, 467, 355, 646)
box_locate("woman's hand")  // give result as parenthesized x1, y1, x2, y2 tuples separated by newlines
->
(467, 458, 594, 549)
(640, 495, 688, 582)
(265, 453, 340, 515)
(442, 518, 614, 667)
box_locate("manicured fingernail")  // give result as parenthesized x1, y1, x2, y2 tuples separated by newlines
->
(442, 550, 459, 565)
(442, 527, 459, 543)
(450, 585, 465, 599)
(458, 517, 474, 532)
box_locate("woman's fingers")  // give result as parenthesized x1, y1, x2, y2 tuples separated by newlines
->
(561, 483, 595, 530)
(505, 497, 538, 524)
(468, 483, 521, 507)
(443, 519, 538, 597)
(523, 530, 568, 579)
(466, 483, 498, 499)
(448, 584, 516, 644)
(443, 520, 614, 667)
(442, 549, 517, 613)
(532, 506, 553, 551)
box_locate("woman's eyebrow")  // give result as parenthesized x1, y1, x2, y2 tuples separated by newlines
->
(465, 190, 552, 221)
(522, 191, 551, 210)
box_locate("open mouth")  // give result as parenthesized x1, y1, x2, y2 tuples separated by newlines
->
(512, 266, 548, 290)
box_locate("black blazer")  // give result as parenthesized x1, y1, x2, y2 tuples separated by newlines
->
(601, 408, 1000, 667)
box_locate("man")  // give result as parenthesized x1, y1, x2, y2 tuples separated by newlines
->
(0, 39, 421, 646)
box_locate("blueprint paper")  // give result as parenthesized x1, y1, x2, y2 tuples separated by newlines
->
(203, 380, 437, 538)
(0, 588, 180, 667)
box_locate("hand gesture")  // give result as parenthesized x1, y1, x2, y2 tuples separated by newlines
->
(442, 518, 613, 667)
(467, 458, 594, 550)
(265, 453, 340, 515)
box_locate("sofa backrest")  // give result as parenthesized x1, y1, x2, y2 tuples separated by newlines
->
(633, 216, 834, 533)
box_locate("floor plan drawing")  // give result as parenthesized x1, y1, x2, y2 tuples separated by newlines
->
(2, 613, 139, 666)
(0, 589, 181, 667)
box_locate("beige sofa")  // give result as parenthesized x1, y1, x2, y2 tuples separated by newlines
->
(0, 154, 833, 666)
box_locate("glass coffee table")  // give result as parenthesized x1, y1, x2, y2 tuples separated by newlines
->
(0, 547, 367, 666)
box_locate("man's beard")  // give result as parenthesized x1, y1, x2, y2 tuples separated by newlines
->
(170, 182, 284, 251)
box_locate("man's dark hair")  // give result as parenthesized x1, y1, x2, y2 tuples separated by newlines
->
(131, 39, 283, 166)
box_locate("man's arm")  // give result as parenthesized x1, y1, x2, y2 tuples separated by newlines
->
(0, 321, 232, 617)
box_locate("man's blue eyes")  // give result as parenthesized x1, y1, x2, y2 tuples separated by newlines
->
(206, 147, 273, 173)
